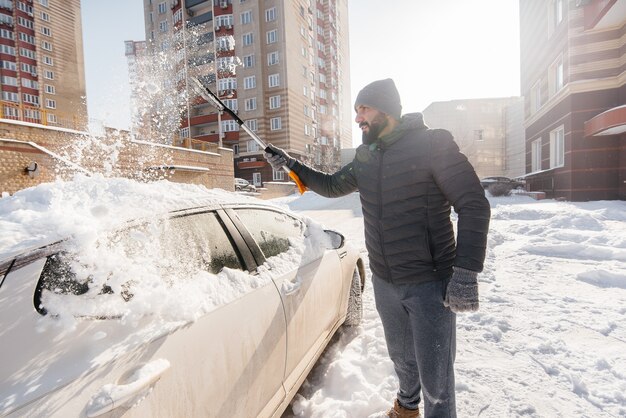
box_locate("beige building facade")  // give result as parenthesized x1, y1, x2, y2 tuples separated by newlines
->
(422, 97, 525, 179)
(138, 0, 351, 187)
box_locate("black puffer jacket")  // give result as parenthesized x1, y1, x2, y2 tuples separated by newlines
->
(290, 113, 490, 284)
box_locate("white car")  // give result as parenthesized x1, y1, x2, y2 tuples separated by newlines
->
(0, 200, 364, 417)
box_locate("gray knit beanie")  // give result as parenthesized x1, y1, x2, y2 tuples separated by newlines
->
(354, 78, 402, 120)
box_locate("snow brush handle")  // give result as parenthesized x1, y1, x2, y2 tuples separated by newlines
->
(190, 77, 306, 195)
(264, 146, 307, 195)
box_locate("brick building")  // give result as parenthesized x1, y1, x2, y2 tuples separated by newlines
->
(520, 0, 626, 200)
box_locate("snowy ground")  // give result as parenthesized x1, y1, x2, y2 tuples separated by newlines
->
(273, 191, 626, 418)
(1, 178, 625, 417)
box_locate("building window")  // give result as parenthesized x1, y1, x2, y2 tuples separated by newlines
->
(265, 7, 276, 22)
(47, 113, 57, 123)
(243, 75, 256, 89)
(246, 119, 257, 131)
(159, 20, 168, 32)
(548, 56, 564, 97)
(42, 40, 53, 51)
(242, 32, 253, 46)
(22, 78, 39, 89)
(266, 29, 277, 44)
(44, 70, 54, 79)
(304, 124, 310, 136)
(241, 10, 252, 24)
(245, 97, 257, 111)
(180, 127, 190, 138)
(39, 0, 48, 6)
(43, 55, 53, 66)
(530, 80, 542, 114)
(23, 93, 39, 105)
(218, 77, 237, 90)
(41, 26, 51, 37)
(1, 76, 17, 86)
(270, 117, 281, 130)
(268, 73, 279, 87)
(531, 138, 542, 172)
(233, 144, 239, 154)
(269, 95, 280, 109)
(2, 91, 18, 102)
(40, 11, 50, 21)
(243, 54, 254, 67)
(245, 139, 259, 152)
(0, 29, 13, 40)
(45, 98, 56, 109)
(222, 120, 239, 132)
(273, 169, 285, 181)
(158, 2, 167, 13)
(474, 129, 484, 141)
(267, 51, 279, 65)
(20, 48, 36, 59)
(215, 14, 234, 28)
(549, 125, 564, 168)
(0, 44, 14, 55)
(548, 0, 564, 36)
(223, 98, 238, 111)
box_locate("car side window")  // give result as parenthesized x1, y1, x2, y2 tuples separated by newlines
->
(163, 212, 244, 274)
(235, 209, 304, 258)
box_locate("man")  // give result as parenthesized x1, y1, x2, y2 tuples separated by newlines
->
(265, 79, 490, 418)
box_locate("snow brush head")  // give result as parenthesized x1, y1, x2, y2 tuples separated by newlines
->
(354, 78, 402, 120)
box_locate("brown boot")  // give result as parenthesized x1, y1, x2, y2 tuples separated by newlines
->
(386, 399, 420, 418)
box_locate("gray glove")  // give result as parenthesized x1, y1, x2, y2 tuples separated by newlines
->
(264, 144, 296, 171)
(444, 266, 479, 313)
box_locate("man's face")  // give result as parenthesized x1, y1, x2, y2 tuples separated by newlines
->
(355, 105, 388, 144)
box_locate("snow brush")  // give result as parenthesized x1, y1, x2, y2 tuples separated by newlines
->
(190, 77, 307, 195)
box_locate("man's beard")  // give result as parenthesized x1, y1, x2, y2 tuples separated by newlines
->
(361, 114, 388, 145)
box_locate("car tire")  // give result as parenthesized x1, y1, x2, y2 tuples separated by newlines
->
(344, 267, 362, 326)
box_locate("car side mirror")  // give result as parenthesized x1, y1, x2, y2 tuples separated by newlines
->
(324, 230, 344, 249)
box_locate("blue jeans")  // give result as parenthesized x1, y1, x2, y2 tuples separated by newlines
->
(372, 275, 456, 418)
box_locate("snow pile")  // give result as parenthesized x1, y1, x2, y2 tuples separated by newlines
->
(278, 193, 626, 418)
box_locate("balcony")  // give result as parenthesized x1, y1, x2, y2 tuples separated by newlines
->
(184, 0, 209, 9)
(238, 160, 267, 170)
(188, 10, 213, 26)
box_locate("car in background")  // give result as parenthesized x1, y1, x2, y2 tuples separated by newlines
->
(0, 200, 364, 418)
(235, 177, 257, 192)
(480, 176, 525, 190)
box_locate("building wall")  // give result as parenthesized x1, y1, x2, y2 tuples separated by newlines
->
(504, 99, 526, 178)
(422, 97, 524, 179)
(137, 0, 350, 187)
(520, 0, 625, 201)
(0, 120, 234, 195)
(0, 0, 87, 130)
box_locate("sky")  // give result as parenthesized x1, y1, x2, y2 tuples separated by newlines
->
(1, 177, 625, 416)
(81, 0, 521, 147)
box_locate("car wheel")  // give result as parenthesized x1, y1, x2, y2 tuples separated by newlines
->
(343, 267, 362, 326)
(235, 186, 241, 191)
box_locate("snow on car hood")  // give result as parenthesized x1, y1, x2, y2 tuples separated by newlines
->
(0, 174, 332, 329)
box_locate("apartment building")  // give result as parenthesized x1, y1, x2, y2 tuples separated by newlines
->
(422, 97, 525, 179)
(140, 0, 351, 187)
(520, 0, 625, 201)
(0, 0, 86, 130)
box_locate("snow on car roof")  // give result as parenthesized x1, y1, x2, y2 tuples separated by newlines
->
(0, 173, 275, 260)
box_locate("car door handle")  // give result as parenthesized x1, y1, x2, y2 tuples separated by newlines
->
(86, 359, 170, 417)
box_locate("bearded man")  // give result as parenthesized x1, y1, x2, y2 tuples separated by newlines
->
(265, 78, 490, 418)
